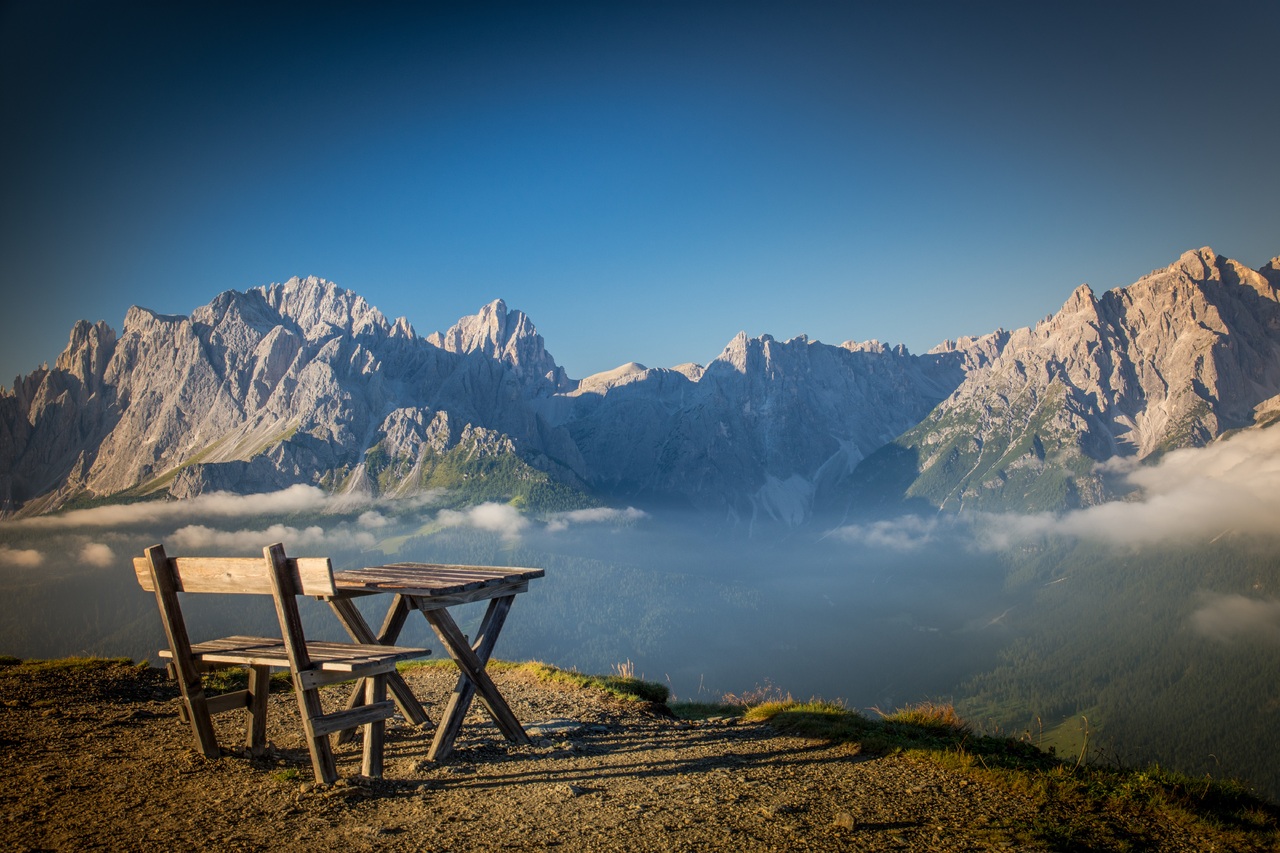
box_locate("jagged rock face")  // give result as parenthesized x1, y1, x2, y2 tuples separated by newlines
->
(533, 332, 976, 524)
(0, 320, 119, 510)
(428, 299, 573, 394)
(0, 278, 586, 514)
(856, 247, 1280, 511)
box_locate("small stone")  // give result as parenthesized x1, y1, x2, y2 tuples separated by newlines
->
(562, 784, 588, 797)
(833, 811, 856, 830)
(299, 782, 317, 794)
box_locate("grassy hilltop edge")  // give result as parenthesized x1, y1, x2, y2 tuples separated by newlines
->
(1, 655, 1277, 851)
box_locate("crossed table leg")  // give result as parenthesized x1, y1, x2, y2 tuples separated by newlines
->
(327, 592, 530, 761)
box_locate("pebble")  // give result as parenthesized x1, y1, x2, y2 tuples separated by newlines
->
(833, 811, 857, 830)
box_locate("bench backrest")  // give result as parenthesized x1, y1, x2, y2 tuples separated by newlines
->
(134, 554, 336, 596)
(138, 543, 334, 687)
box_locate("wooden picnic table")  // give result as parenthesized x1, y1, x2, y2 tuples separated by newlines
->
(323, 562, 544, 761)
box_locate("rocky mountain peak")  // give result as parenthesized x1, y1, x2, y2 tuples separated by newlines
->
(55, 320, 117, 380)
(1261, 257, 1280, 289)
(255, 276, 391, 341)
(428, 299, 571, 393)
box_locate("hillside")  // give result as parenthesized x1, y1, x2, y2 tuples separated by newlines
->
(2, 658, 1277, 852)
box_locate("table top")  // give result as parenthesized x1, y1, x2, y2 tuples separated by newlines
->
(332, 562, 544, 598)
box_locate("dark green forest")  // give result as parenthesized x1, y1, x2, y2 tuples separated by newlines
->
(958, 536, 1280, 801)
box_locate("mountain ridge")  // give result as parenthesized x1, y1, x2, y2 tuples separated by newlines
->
(4, 246, 1279, 521)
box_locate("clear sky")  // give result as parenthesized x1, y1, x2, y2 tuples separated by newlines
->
(2, 0, 1278, 389)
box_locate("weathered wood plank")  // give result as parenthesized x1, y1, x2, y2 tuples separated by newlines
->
(423, 604, 528, 752)
(310, 701, 397, 737)
(145, 544, 221, 759)
(408, 581, 529, 611)
(246, 665, 269, 756)
(134, 555, 335, 596)
(328, 595, 430, 740)
(205, 689, 252, 716)
(361, 677, 387, 778)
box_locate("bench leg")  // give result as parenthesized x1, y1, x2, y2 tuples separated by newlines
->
(294, 681, 339, 785)
(361, 675, 387, 778)
(246, 665, 270, 756)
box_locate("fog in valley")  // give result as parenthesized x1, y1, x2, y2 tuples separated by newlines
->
(0, 491, 1016, 711)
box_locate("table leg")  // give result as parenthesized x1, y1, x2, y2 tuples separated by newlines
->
(327, 595, 432, 741)
(420, 595, 529, 761)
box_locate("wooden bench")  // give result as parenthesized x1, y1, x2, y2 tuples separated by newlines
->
(133, 542, 431, 784)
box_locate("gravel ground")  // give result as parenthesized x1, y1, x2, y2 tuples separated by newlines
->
(0, 660, 1243, 852)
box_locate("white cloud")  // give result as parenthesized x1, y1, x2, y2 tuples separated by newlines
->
(828, 515, 943, 551)
(170, 523, 376, 552)
(79, 542, 115, 567)
(0, 545, 43, 567)
(1190, 594, 1280, 645)
(975, 425, 1280, 549)
(358, 510, 390, 529)
(545, 506, 647, 533)
(10, 484, 333, 530)
(436, 502, 529, 540)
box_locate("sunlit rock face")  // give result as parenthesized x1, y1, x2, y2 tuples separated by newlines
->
(0, 278, 587, 515)
(850, 248, 1280, 512)
(428, 298, 573, 395)
(3, 247, 1279, 522)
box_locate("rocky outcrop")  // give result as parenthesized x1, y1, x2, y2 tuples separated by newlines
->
(428, 299, 573, 394)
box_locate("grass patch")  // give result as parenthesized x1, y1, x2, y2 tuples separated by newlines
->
(669, 702, 745, 720)
(201, 666, 296, 695)
(399, 658, 670, 704)
(3, 656, 140, 675)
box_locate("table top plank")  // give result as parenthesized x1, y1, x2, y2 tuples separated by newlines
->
(331, 563, 544, 598)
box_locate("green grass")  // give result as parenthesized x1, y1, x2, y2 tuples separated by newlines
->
(0, 656, 141, 674)
(399, 658, 669, 704)
(200, 666, 296, 695)
(668, 702, 746, 720)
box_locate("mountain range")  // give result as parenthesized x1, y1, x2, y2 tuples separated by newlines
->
(3, 246, 1279, 523)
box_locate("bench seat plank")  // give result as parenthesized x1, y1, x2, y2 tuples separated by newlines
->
(158, 635, 429, 671)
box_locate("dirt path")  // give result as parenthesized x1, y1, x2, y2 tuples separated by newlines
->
(0, 660, 1234, 851)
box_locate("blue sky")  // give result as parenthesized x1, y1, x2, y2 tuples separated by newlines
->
(3, 0, 1278, 388)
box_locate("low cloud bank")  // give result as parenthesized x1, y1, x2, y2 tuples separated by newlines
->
(436, 503, 529, 540)
(545, 506, 647, 533)
(986, 426, 1280, 548)
(0, 545, 43, 568)
(171, 523, 377, 552)
(828, 515, 944, 551)
(79, 542, 114, 567)
(833, 425, 1280, 552)
(1191, 594, 1280, 645)
(10, 484, 335, 530)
